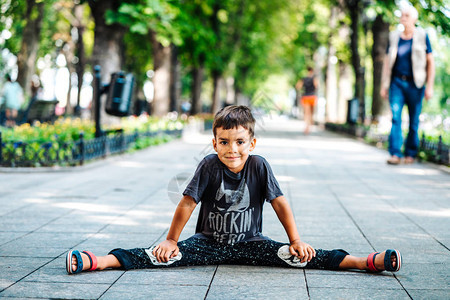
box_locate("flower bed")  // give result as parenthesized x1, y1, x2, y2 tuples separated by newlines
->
(0, 116, 185, 168)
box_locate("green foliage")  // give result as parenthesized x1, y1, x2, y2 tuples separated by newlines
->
(0, 0, 26, 54)
(410, 0, 450, 36)
(229, 0, 297, 95)
(0, 117, 185, 166)
(0, 116, 184, 143)
(123, 31, 153, 86)
(1, 0, 448, 125)
(107, 0, 181, 46)
(37, 0, 60, 59)
(173, 0, 218, 68)
(1, 118, 95, 143)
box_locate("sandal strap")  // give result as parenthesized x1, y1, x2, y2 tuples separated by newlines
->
(384, 249, 402, 272)
(367, 252, 381, 272)
(82, 251, 98, 271)
(66, 250, 83, 274)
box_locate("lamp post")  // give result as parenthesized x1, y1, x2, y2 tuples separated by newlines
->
(93, 65, 103, 138)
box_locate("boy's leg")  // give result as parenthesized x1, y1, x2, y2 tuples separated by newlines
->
(230, 240, 348, 270)
(338, 250, 400, 271)
(230, 240, 400, 271)
(69, 252, 120, 273)
(108, 237, 232, 270)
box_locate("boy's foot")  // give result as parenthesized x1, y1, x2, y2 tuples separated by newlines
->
(387, 156, 401, 165)
(66, 250, 97, 274)
(367, 249, 401, 272)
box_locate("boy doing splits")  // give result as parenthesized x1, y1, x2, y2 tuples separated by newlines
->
(67, 106, 401, 274)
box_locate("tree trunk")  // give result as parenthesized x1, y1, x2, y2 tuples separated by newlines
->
(16, 0, 44, 99)
(325, 7, 339, 123)
(62, 41, 76, 115)
(371, 14, 390, 122)
(211, 70, 222, 114)
(347, 0, 365, 122)
(74, 3, 86, 116)
(169, 44, 180, 113)
(65, 67, 73, 115)
(191, 66, 204, 115)
(338, 62, 353, 123)
(89, 0, 124, 82)
(150, 30, 171, 116)
(88, 0, 125, 123)
(224, 77, 235, 105)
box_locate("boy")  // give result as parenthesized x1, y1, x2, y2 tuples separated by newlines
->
(67, 106, 401, 274)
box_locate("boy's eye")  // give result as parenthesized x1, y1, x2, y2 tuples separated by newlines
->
(237, 140, 245, 145)
(220, 141, 228, 145)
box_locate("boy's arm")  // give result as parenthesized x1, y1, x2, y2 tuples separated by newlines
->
(153, 195, 197, 262)
(271, 196, 316, 262)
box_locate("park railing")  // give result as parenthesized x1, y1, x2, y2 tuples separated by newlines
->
(0, 129, 182, 168)
(325, 123, 449, 166)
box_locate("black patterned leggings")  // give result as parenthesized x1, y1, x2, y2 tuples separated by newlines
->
(109, 236, 348, 270)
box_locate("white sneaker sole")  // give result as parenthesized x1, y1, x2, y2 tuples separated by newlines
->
(145, 246, 182, 266)
(277, 245, 308, 268)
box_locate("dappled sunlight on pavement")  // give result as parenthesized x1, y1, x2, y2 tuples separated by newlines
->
(0, 118, 448, 299)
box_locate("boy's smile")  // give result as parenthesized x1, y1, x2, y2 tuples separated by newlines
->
(213, 126, 256, 173)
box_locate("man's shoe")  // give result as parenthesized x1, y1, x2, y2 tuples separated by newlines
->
(387, 155, 401, 165)
(404, 156, 415, 164)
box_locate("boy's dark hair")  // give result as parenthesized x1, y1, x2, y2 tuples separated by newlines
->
(213, 105, 255, 138)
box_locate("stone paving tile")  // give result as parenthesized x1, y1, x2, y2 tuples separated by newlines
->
(0, 297, 44, 300)
(36, 222, 111, 233)
(212, 265, 304, 287)
(1, 232, 93, 249)
(206, 285, 309, 300)
(217, 264, 304, 274)
(0, 245, 70, 258)
(407, 289, 450, 300)
(305, 272, 402, 289)
(0, 270, 34, 291)
(301, 236, 373, 254)
(22, 267, 124, 284)
(75, 232, 162, 249)
(0, 232, 29, 247)
(0, 221, 48, 233)
(397, 263, 449, 290)
(0, 282, 111, 299)
(100, 284, 210, 300)
(308, 287, 411, 300)
(116, 266, 215, 286)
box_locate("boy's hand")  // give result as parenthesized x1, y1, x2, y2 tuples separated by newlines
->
(289, 240, 316, 263)
(152, 239, 179, 263)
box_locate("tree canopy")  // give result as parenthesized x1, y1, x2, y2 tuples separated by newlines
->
(0, 0, 448, 121)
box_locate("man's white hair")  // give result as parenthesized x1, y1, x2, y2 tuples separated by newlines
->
(400, 3, 419, 20)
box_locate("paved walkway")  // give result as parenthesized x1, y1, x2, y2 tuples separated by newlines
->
(0, 118, 448, 299)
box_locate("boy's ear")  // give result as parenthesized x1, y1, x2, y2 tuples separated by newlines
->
(249, 138, 257, 152)
(212, 137, 218, 152)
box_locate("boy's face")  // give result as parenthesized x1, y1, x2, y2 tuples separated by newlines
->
(212, 126, 256, 174)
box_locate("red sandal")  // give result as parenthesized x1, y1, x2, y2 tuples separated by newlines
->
(367, 249, 402, 272)
(66, 250, 97, 274)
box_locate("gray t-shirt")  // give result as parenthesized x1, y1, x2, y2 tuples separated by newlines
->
(183, 154, 283, 245)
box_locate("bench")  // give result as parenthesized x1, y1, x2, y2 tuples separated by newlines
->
(19, 99, 59, 124)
